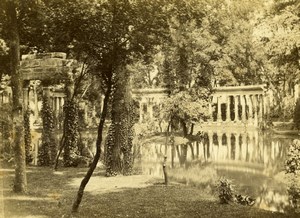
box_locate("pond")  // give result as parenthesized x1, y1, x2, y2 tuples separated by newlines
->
(136, 129, 296, 213)
(31, 127, 296, 213)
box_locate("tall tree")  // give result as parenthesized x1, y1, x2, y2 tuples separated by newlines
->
(4, 0, 27, 193)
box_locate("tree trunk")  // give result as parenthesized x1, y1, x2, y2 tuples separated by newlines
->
(105, 69, 134, 176)
(72, 80, 112, 213)
(5, 0, 27, 192)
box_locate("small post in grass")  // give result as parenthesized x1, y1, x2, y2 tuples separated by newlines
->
(163, 155, 168, 186)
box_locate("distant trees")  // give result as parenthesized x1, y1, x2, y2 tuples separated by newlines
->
(254, 0, 300, 117)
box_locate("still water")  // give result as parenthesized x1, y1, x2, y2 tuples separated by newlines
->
(31, 128, 296, 212)
(137, 129, 296, 213)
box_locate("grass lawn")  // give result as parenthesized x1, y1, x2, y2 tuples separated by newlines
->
(1, 166, 297, 218)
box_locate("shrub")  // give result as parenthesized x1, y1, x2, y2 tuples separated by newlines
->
(216, 177, 236, 204)
(285, 140, 300, 174)
(294, 99, 300, 130)
(285, 139, 300, 211)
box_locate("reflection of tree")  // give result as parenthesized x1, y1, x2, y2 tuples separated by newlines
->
(176, 144, 188, 166)
(256, 186, 289, 213)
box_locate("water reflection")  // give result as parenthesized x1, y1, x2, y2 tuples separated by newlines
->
(138, 130, 293, 213)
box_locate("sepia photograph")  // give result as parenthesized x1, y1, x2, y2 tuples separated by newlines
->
(0, 0, 300, 217)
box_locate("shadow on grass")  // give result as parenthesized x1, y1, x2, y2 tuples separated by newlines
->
(2, 166, 296, 218)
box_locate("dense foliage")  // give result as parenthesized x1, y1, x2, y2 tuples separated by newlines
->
(294, 99, 300, 130)
(38, 96, 57, 166)
(63, 100, 79, 167)
(24, 109, 33, 164)
(285, 139, 300, 210)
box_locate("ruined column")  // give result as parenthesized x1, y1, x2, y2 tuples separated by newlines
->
(226, 95, 231, 122)
(234, 95, 239, 122)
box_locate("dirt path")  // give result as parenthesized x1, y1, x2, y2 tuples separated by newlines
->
(69, 174, 160, 195)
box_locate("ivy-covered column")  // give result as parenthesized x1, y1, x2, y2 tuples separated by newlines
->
(105, 69, 135, 176)
(38, 85, 57, 166)
(23, 80, 32, 164)
(62, 77, 79, 167)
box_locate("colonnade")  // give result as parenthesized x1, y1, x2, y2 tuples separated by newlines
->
(133, 88, 168, 123)
(139, 97, 160, 122)
(208, 85, 269, 127)
(22, 84, 66, 126)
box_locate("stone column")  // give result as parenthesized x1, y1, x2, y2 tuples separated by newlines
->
(226, 95, 231, 122)
(253, 95, 258, 127)
(217, 96, 222, 122)
(56, 97, 60, 113)
(148, 100, 153, 120)
(259, 95, 264, 124)
(61, 97, 65, 109)
(247, 95, 253, 124)
(241, 95, 246, 122)
(23, 81, 30, 110)
(208, 97, 213, 121)
(33, 82, 39, 121)
(139, 101, 143, 123)
(234, 95, 239, 122)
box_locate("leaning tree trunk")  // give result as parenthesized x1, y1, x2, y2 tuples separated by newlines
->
(72, 78, 112, 212)
(105, 69, 134, 176)
(5, 0, 27, 192)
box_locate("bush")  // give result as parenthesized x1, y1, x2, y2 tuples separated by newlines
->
(285, 140, 300, 174)
(216, 177, 236, 204)
(294, 99, 300, 130)
(285, 139, 300, 211)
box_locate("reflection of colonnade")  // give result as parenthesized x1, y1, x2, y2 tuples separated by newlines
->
(139, 130, 287, 177)
(132, 88, 168, 123)
(209, 85, 269, 127)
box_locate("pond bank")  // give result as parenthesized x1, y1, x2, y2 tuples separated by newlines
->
(2, 167, 296, 218)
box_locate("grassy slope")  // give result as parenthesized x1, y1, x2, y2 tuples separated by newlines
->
(2, 167, 296, 218)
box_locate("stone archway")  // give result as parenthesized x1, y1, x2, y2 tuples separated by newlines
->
(20, 52, 79, 165)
